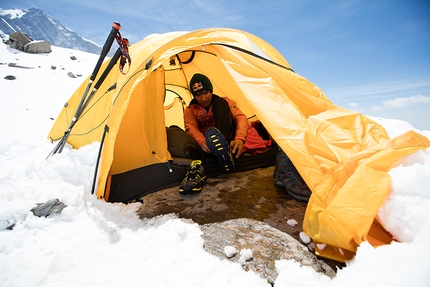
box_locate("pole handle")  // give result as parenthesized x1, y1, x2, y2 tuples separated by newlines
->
(90, 22, 121, 81)
(94, 47, 122, 90)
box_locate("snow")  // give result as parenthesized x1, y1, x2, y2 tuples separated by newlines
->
(378, 149, 430, 243)
(238, 249, 253, 265)
(287, 218, 298, 227)
(299, 232, 312, 244)
(224, 246, 238, 258)
(0, 8, 26, 19)
(1, 42, 430, 287)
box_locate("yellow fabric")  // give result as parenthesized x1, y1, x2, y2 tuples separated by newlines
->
(47, 28, 430, 261)
(305, 130, 430, 261)
(303, 131, 430, 261)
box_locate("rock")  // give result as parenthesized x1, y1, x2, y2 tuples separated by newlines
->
(67, 72, 82, 78)
(24, 40, 51, 54)
(31, 198, 67, 217)
(201, 218, 336, 284)
(9, 32, 33, 48)
(67, 72, 77, 78)
(224, 246, 238, 258)
(8, 63, 35, 69)
(6, 223, 15, 230)
(8, 32, 51, 53)
(4, 75, 16, 80)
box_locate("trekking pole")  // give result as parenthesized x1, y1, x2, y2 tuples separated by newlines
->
(47, 22, 121, 157)
(77, 47, 122, 118)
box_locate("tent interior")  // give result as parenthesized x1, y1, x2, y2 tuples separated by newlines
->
(106, 43, 286, 203)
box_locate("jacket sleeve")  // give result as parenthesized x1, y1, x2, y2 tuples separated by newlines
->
(184, 106, 206, 146)
(225, 97, 248, 142)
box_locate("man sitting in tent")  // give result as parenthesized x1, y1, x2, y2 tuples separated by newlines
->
(179, 73, 249, 193)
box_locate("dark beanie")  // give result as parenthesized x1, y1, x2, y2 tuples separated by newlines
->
(189, 73, 213, 96)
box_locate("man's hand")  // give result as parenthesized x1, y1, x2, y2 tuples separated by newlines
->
(230, 139, 244, 158)
(201, 141, 211, 153)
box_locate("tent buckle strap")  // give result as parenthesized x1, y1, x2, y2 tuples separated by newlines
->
(145, 58, 153, 70)
(165, 161, 173, 173)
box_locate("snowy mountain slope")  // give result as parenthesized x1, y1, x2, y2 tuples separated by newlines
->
(0, 7, 101, 54)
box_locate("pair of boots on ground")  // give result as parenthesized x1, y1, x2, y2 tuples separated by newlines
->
(179, 127, 234, 193)
(180, 132, 312, 202)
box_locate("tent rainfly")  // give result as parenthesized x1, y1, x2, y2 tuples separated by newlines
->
(48, 28, 430, 262)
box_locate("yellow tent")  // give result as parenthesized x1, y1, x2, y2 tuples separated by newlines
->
(48, 28, 430, 262)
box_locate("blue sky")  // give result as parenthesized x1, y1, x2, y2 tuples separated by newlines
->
(2, 0, 430, 130)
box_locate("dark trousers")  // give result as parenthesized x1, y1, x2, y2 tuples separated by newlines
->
(198, 97, 235, 163)
(212, 97, 235, 142)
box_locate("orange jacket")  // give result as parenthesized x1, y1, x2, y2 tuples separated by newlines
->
(184, 95, 248, 146)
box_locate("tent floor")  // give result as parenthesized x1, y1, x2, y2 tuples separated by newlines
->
(108, 146, 278, 203)
(137, 165, 345, 272)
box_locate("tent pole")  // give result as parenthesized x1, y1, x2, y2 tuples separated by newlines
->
(91, 125, 109, 196)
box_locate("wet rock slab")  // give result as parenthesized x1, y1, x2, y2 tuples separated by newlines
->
(138, 166, 308, 235)
(137, 166, 344, 279)
(201, 218, 336, 284)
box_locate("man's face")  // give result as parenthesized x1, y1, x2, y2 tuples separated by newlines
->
(194, 90, 212, 107)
